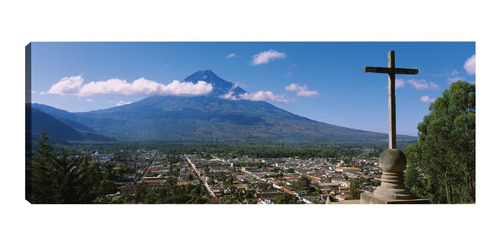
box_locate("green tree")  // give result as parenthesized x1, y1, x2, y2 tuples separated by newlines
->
(191, 196, 207, 204)
(272, 194, 297, 204)
(349, 178, 361, 199)
(404, 81, 475, 203)
(243, 191, 253, 198)
(294, 176, 311, 190)
(28, 131, 111, 203)
(28, 131, 56, 203)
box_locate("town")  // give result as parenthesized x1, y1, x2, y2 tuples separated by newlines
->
(90, 146, 384, 204)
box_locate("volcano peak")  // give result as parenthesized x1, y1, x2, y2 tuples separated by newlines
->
(183, 70, 245, 96)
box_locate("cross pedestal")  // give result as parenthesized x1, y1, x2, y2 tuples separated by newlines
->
(361, 51, 429, 204)
(360, 149, 429, 204)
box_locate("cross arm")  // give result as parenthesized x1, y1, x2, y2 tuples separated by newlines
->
(364, 66, 419, 75)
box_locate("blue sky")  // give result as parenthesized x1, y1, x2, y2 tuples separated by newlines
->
(30, 42, 475, 136)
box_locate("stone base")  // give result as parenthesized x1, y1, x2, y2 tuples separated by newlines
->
(360, 193, 430, 204)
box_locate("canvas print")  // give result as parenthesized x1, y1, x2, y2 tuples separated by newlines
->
(25, 42, 475, 204)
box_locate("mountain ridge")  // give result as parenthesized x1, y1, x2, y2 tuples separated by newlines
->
(183, 70, 246, 97)
(27, 105, 117, 143)
(30, 70, 417, 143)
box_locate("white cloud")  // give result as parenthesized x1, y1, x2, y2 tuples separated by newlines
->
(79, 78, 134, 96)
(232, 81, 245, 90)
(45, 76, 213, 97)
(220, 91, 237, 100)
(251, 49, 286, 65)
(285, 83, 319, 97)
(286, 64, 296, 78)
(464, 54, 475, 75)
(115, 100, 132, 106)
(419, 96, 436, 103)
(284, 83, 299, 91)
(46, 75, 85, 95)
(447, 76, 466, 84)
(395, 79, 405, 89)
(86, 98, 93, 102)
(407, 79, 439, 90)
(240, 91, 290, 103)
(221, 90, 291, 103)
(161, 80, 213, 96)
(226, 53, 236, 59)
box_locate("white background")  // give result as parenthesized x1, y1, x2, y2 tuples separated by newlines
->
(0, 1, 497, 244)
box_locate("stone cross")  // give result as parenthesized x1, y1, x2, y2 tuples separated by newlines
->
(363, 50, 418, 149)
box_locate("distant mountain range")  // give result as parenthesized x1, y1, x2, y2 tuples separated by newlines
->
(28, 104, 116, 143)
(28, 70, 416, 143)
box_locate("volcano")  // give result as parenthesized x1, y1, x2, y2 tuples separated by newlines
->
(32, 70, 415, 143)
